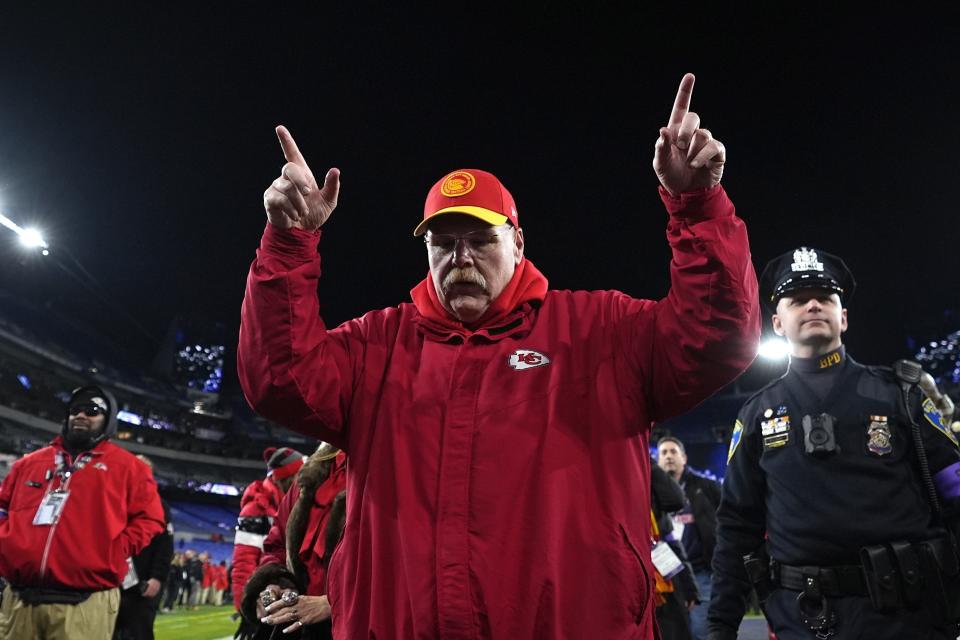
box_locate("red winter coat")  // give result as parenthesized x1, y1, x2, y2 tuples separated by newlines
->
(231, 475, 284, 610)
(238, 186, 759, 639)
(260, 452, 347, 596)
(0, 438, 165, 591)
(202, 561, 215, 588)
(214, 564, 229, 590)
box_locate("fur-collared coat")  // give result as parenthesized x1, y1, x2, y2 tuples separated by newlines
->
(239, 445, 346, 639)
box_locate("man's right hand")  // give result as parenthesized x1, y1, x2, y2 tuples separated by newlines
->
(263, 125, 340, 232)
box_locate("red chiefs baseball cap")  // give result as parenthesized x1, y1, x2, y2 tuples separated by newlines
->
(413, 169, 520, 236)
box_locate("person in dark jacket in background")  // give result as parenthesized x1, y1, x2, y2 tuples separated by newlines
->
(658, 436, 721, 640)
(652, 461, 700, 639)
(184, 550, 204, 609)
(113, 455, 174, 640)
(160, 553, 185, 613)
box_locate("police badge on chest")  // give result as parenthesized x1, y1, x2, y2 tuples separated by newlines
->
(866, 415, 893, 456)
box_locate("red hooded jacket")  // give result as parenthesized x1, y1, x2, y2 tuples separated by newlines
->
(0, 437, 165, 590)
(238, 186, 759, 639)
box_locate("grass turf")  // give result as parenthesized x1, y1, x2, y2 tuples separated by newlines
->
(149, 604, 770, 639)
(154, 604, 238, 640)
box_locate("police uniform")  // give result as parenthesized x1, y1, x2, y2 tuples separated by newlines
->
(707, 248, 960, 640)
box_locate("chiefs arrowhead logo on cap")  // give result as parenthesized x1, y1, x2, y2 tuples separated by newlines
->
(440, 171, 477, 197)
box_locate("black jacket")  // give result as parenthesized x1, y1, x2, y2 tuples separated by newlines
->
(707, 353, 960, 637)
(129, 500, 174, 591)
(651, 464, 701, 603)
(679, 467, 721, 570)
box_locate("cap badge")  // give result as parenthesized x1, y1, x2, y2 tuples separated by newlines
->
(440, 171, 477, 197)
(791, 248, 824, 273)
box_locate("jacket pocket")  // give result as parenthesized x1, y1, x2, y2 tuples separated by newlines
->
(617, 522, 650, 624)
(9, 482, 46, 514)
(324, 522, 347, 618)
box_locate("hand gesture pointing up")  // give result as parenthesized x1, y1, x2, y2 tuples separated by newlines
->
(653, 74, 726, 196)
(263, 126, 340, 231)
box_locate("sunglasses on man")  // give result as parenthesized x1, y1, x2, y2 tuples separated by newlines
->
(69, 403, 106, 417)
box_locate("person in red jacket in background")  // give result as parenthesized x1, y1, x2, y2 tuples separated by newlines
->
(237, 443, 346, 639)
(199, 553, 214, 605)
(211, 561, 228, 606)
(0, 385, 165, 639)
(231, 446, 304, 612)
(238, 73, 760, 638)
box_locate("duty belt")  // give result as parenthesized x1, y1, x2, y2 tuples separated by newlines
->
(772, 561, 868, 597)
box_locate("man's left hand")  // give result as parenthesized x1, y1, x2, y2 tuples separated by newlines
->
(653, 73, 726, 196)
(262, 591, 332, 633)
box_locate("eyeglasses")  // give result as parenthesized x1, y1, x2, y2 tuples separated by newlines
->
(424, 229, 509, 256)
(69, 403, 105, 417)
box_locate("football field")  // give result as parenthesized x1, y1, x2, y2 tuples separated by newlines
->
(154, 605, 238, 640)
(150, 606, 771, 639)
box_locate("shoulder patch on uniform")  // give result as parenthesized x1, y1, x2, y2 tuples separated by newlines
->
(728, 419, 744, 463)
(923, 397, 958, 446)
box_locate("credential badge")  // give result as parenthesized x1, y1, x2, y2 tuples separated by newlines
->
(791, 248, 824, 273)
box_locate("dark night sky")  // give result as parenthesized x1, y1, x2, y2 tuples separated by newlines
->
(0, 6, 957, 384)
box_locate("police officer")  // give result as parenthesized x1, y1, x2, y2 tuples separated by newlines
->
(707, 247, 960, 639)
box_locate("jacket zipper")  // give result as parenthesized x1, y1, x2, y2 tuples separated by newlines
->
(39, 452, 79, 580)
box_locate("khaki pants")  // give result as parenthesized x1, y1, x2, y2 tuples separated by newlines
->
(0, 584, 119, 640)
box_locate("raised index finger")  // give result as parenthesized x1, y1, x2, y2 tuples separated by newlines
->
(276, 125, 307, 168)
(667, 73, 696, 128)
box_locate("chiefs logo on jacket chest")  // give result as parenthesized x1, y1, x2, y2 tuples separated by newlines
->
(507, 349, 551, 370)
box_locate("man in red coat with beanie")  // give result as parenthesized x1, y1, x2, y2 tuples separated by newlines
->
(230, 446, 304, 611)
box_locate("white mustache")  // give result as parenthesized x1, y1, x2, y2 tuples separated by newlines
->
(443, 268, 487, 293)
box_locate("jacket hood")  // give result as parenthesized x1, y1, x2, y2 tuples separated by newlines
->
(62, 384, 119, 445)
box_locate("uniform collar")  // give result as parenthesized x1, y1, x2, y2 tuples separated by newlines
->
(788, 345, 846, 374)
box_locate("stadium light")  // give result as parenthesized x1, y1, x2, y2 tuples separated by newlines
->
(0, 211, 49, 251)
(758, 338, 790, 360)
(19, 227, 47, 249)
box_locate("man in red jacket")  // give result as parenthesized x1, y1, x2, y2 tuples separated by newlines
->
(0, 385, 165, 639)
(230, 446, 304, 612)
(238, 73, 760, 639)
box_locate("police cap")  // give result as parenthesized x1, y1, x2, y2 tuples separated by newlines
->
(758, 247, 856, 310)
